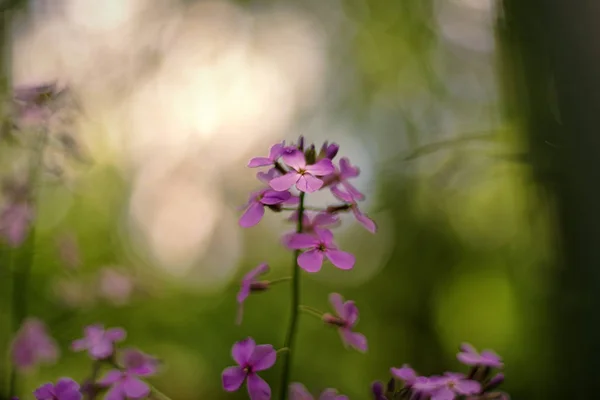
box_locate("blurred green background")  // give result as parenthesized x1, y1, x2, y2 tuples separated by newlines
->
(0, 0, 589, 399)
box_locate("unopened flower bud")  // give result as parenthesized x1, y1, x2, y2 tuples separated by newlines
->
(484, 373, 504, 391)
(249, 280, 270, 292)
(305, 144, 316, 165)
(319, 141, 339, 160)
(297, 135, 305, 151)
(386, 377, 395, 394)
(326, 204, 352, 214)
(322, 313, 346, 327)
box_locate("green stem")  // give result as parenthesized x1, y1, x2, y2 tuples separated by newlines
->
(276, 347, 289, 355)
(268, 277, 292, 285)
(7, 127, 48, 398)
(278, 192, 305, 400)
(299, 305, 324, 319)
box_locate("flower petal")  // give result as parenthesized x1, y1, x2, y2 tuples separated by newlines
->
(261, 190, 291, 205)
(352, 206, 376, 233)
(330, 185, 353, 202)
(289, 383, 314, 400)
(249, 345, 276, 371)
(222, 366, 246, 392)
(89, 340, 113, 359)
(339, 158, 359, 178)
(269, 143, 285, 160)
(105, 328, 126, 342)
(431, 387, 455, 400)
(232, 338, 256, 365)
(342, 301, 359, 326)
(342, 181, 365, 201)
(33, 383, 54, 400)
(340, 329, 368, 352)
(325, 250, 355, 270)
(270, 172, 300, 192)
(104, 385, 125, 400)
(239, 202, 265, 228)
(390, 365, 417, 384)
(248, 157, 273, 168)
(296, 174, 323, 193)
(286, 233, 318, 249)
(54, 378, 80, 396)
(98, 370, 123, 386)
(454, 379, 481, 395)
(71, 338, 87, 352)
(122, 376, 150, 399)
(247, 373, 271, 400)
(329, 293, 345, 317)
(312, 212, 339, 228)
(315, 228, 334, 245)
(298, 249, 324, 272)
(282, 150, 306, 170)
(306, 159, 334, 176)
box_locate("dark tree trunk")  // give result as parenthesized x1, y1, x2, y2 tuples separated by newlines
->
(501, 1, 600, 398)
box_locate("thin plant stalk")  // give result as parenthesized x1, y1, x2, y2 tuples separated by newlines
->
(278, 192, 305, 400)
(7, 126, 49, 398)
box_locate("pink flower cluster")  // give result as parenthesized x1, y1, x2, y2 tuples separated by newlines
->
(225, 137, 375, 399)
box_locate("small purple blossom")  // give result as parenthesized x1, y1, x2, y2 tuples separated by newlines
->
(34, 378, 82, 400)
(289, 383, 348, 400)
(331, 187, 376, 233)
(248, 142, 285, 168)
(269, 150, 334, 193)
(390, 364, 417, 387)
(71, 324, 126, 360)
(98, 349, 158, 400)
(239, 188, 294, 228)
(322, 293, 367, 352)
(236, 263, 270, 325)
(0, 202, 34, 247)
(457, 343, 503, 368)
(410, 376, 440, 398)
(222, 338, 276, 400)
(431, 373, 481, 400)
(324, 157, 364, 201)
(97, 268, 134, 306)
(11, 318, 59, 371)
(286, 228, 355, 272)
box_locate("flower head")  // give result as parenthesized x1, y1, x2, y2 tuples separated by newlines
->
(457, 343, 503, 368)
(97, 349, 158, 400)
(286, 228, 355, 272)
(330, 187, 376, 233)
(34, 378, 82, 400)
(0, 202, 33, 247)
(11, 318, 59, 371)
(97, 268, 134, 306)
(71, 324, 126, 360)
(13, 83, 62, 127)
(269, 150, 334, 193)
(431, 373, 481, 400)
(289, 383, 348, 400)
(239, 188, 294, 228)
(222, 338, 276, 400)
(390, 364, 417, 387)
(248, 143, 285, 168)
(322, 293, 367, 352)
(282, 211, 339, 247)
(236, 263, 270, 324)
(324, 157, 364, 201)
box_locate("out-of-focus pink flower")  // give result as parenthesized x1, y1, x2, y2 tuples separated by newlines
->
(13, 83, 63, 128)
(11, 318, 59, 371)
(97, 268, 134, 306)
(0, 202, 34, 247)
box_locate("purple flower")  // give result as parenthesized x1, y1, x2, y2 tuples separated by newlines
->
(11, 318, 59, 371)
(322, 293, 367, 352)
(324, 157, 364, 201)
(222, 338, 276, 400)
(239, 188, 293, 228)
(13, 83, 61, 127)
(0, 202, 34, 247)
(269, 150, 334, 193)
(410, 377, 440, 398)
(236, 263, 270, 325)
(257, 168, 280, 184)
(34, 378, 82, 400)
(431, 373, 481, 400)
(248, 143, 285, 168)
(97, 268, 134, 306)
(457, 343, 503, 368)
(71, 324, 126, 359)
(286, 228, 355, 272)
(98, 349, 158, 400)
(371, 381, 387, 400)
(289, 383, 348, 400)
(331, 187, 376, 233)
(390, 364, 417, 387)
(282, 212, 340, 247)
